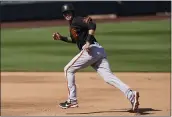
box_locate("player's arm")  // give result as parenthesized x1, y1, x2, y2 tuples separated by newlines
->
(84, 29, 96, 52)
(60, 36, 76, 43)
(78, 17, 96, 51)
(52, 32, 76, 44)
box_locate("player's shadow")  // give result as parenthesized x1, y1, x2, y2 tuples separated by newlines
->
(66, 108, 161, 115)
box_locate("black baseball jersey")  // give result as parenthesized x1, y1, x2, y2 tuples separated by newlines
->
(69, 16, 98, 50)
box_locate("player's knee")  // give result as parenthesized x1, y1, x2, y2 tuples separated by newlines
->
(64, 65, 68, 73)
(64, 66, 74, 74)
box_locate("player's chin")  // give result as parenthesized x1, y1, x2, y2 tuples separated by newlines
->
(65, 16, 72, 21)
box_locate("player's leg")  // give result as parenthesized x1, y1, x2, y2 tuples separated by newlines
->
(91, 58, 140, 111)
(59, 49, 100, 109)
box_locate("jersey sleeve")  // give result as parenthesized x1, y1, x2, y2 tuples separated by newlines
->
(70, 35, 77, 43)
(74, 16, 96, 30)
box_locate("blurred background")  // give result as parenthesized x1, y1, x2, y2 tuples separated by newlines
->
(0, 1, 171, 22)
(1, 1, 171, 72)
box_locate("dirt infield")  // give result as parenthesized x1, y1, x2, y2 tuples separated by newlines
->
(1, 72, 171, 116)
(1, 15, 170, 28)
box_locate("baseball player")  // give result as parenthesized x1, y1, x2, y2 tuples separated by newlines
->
(53, 4, 140, 112)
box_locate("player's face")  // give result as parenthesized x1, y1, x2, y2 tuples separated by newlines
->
(63, 11, 73, 21)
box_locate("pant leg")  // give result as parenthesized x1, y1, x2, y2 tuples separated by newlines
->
(91, 58, 133, 99)
(64, 49, 101, 101)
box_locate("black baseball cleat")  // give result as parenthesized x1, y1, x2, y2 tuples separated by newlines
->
(59, 100, 78, 109)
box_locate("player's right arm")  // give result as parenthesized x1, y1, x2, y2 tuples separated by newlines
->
(52, 32, 76, 43)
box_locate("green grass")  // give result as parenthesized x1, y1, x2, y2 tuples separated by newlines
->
(1, 20, 171, 72)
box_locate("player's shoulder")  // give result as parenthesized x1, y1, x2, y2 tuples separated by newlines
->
(72, 16, 84, 24)
(72, 16, 93, 24)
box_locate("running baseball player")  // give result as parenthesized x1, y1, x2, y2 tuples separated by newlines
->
(53, 4, 140, 112)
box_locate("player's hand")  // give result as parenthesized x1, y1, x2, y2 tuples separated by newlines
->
(83, 42, 91, 52)
(52, 32, 61, 40)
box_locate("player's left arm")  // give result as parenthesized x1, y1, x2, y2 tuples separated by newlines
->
(81, 17, 97, 51)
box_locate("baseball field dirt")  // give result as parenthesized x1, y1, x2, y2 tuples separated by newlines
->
(1, 72, 171, 116)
